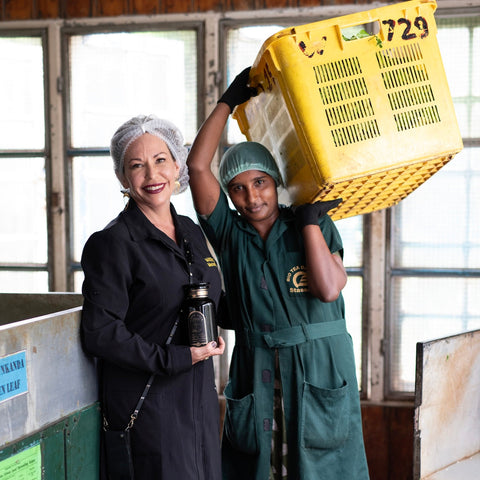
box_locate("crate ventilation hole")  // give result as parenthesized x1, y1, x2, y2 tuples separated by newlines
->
(313, 41, 440, 148)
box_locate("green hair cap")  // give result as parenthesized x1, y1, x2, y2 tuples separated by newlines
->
(219, 142, 282, 191)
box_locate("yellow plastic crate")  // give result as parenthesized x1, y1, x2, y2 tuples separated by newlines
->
(233, 0, 463, 220)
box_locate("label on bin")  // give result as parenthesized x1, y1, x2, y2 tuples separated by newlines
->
(0, 351, 28, 404)
(0, 443, 41, 479)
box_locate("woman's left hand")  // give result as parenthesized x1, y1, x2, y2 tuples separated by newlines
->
(190, 335, 226, 364)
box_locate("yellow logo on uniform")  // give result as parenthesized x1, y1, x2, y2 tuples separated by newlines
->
(286, 265, 309, 293)
(205, 257, 217, 268)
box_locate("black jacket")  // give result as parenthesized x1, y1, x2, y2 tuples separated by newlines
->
(81, 199, 222, 480)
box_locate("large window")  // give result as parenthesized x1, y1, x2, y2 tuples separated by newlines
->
(223, 10, 480, 396)
(66, 28, 200, 290)
(1, 3, 478, 400)
(223, 22, 366, 388)
(386, 15, 480, 395)
(0, 33, 49, 292)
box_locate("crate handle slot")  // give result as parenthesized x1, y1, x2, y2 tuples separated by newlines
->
(341, 21, 380, 41)
(339, 21, 383, 49)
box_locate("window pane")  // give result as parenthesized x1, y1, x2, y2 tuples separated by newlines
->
(389, 17, 479, 395)
(474, 26, 480, 97)
(72, 156, 126, 261)
(69, 30, 197, 147)
(451, 103, 469, 139)
(392, 147, 480, 269)
(0, 271, 48, 293)
(437, 17, 480, 139)
(437, 27, 470, 98)
(74, 270, 84, 293)
(336, 215, 363, 268)
(344, 276, 363, 386)
(472, 103, 480, 138)
(72, 156, 198, 262)
(0, 36, 45, 149)
(337, 216, 364, 384)
(171, 188, 197, 223)
(0, 158, 47, 263)
(226, 25, 284, 80)
(390, 277, 480, 392)
(226, 25, 284, 144)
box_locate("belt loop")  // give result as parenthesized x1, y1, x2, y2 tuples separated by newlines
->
(301, 323, 310, 342)
(263, 334, 274, 348)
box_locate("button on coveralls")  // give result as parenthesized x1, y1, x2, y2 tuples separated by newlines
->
(199, 192, 369, 480)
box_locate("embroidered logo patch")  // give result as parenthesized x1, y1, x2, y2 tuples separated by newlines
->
(286, 265, 309, 293)
(204, 256, 218, 268)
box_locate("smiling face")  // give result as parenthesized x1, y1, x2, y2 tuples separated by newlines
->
(121, 133, 179, 214)
(227, 169, 279, 237)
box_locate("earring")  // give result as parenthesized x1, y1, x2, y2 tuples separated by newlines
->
(121, 188, 130, 208)
(174, 179, 181, 194)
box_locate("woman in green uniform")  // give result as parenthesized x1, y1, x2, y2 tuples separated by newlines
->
(187, 69, 369, 480)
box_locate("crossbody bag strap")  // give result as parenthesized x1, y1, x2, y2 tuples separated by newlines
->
(124, 236, 194, 430)
(125, 372, 155, 430)
(104, 316, 181, 432)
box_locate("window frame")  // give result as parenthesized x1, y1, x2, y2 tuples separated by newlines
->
(0, 28, 52, 289)
(61, 20, 206, 290)
(218, 17, 371, 395)
(218, 4, 480, 401)
(0, 1, 478, 401)
(384, 7, 480, 399)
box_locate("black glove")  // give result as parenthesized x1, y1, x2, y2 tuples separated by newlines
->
(218, 67, 257, 113)
(293, 198, 343, 230)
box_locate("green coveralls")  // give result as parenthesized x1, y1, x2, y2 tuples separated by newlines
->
(199, 192, 369, 480)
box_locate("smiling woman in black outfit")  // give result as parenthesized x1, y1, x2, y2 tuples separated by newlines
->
(80, 115, 225, 480)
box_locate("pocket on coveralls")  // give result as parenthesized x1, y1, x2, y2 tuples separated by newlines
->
(223, 381, 259, 455)
(300, 380, 350, 449)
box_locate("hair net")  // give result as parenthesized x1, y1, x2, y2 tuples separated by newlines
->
(110, 114, 189, 194)
(219, 142, 282, 191)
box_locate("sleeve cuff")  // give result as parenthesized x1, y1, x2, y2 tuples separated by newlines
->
(166, 344, 193, 375)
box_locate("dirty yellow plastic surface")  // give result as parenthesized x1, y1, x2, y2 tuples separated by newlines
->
(233, 0, 463, 220)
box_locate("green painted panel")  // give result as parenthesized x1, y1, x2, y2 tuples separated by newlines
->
(0, 403, 100, 480)
(65, 403, 101, 479)
(42, 427, 66, 479)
